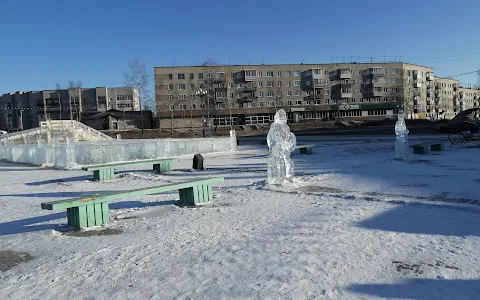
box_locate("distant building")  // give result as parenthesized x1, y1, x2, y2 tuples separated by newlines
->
(0, 87, 140, 130)
(154, 62, 480, 128)
(82, 109, 153, 131)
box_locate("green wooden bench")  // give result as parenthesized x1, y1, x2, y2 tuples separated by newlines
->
(82, 158, 175, 181)
(412, 142, 445, 154)
(41, 177, 224, 229)
(296, 144, 315, 154)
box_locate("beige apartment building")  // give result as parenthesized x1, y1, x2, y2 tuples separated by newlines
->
(154, 62, 479, 128)
(0, 87, 139, 131)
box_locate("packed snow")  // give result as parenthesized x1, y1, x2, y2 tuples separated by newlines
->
(1, 134, 480, 300)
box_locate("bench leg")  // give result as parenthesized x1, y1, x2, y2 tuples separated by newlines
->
(66, 203, 110, 229)
(413, 146, 429, 154)
(179, 184, 213, 206)
(93, 169, 115, 181)
(153, 161, 172, 173)
(430, 143, 444, 151)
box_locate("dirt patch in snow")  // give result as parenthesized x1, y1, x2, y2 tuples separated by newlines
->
(0, 250, 34, 272)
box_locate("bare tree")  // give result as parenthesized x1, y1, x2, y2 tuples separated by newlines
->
(475, 70, 480, 89)
(68, 79, 83, 121)
(123, 57, 150, 133)
(55, 83, 62, 120)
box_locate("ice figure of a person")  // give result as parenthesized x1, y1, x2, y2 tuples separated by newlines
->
(394, 110, 409, 160)
(267, 109, 296, 185)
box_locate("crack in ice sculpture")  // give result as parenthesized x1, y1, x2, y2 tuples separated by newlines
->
(394, 110, 409, 160)
(267, 109, 296, 185)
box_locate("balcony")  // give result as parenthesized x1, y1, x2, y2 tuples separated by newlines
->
(413, 70, 419, 79)
(340, 92, 353, 98)
(363, 68, 386, 77)
(237, 86, 257, 93)
(233, 70, 258, 83)
(414, 104, 423, 109)
(453, 86, 458, 91)
(331, 69, 352, 80)
(301, 78, 325, 91)
(426, 72, 433, 81)
(215, 97, 228, 103)
(237, 94, 257, 103)
(414, 80, 422, 88)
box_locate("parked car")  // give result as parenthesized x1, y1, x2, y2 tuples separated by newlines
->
(0, 130, 8, 135)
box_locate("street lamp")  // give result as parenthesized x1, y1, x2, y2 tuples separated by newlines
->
(195, 88, 209, 127)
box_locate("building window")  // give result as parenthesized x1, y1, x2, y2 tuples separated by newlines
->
(277, 71, 282, 77)
(278, 101, 282, 106)
(190, 84, 195, 90)
(325, 90, 330, 95)
(384, 97, 388, 102)
(277, 81, 282, 87)
(287, 91, 292, 96)
(169, 95, 174, 100)
(237, 83, 242, 88)
(266, 71, 274, 77)
(287, 100, 292, 105)
(168, 84, 174, 90)
(259, 92, 264, 97)
(169, 104, 175, 110)
(306, 100, 311, 105)
(306, 91, 311, 96)
(267, 101, 273, 107)
(295, 90, 301, 96)
(198, 73, 204, 79)
(266, 81, 273, 87)
(258, 81, 263, 87)
(392, 69, 397, 74)
(177, 84, 186, 90)
(286, 71, 291, 77)
(286, 81, 291, 87)
(245, 70, 256, 77)
(295, 100, 302, 105)
(259, 102, 264, 107)
(189, 73, 194, 79)
(392, 78, 397, 84)
(247, 102, 252, 107)
(179, 94, 186, 100)
(294, 71, 301, 76)
(177, 73, 185, 79)
(294, 80, 301, 86)
(168, 74, 173, 79)
(258, 71, 262, 77)
(267, 91, 273, 97)
(383, 88, 388, 93)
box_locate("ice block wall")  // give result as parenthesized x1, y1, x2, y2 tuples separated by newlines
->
(0, 136, 235, 169)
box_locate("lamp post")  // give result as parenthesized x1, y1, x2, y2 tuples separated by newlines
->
(195, 88, 210, 127)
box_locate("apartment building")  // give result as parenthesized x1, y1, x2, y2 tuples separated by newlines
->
(0, 87, 139, 130)
(154, 62, 479, 128)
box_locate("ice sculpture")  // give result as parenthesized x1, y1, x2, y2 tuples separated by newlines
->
(394, 110, 409, 160)
(267, 109, 296, 185)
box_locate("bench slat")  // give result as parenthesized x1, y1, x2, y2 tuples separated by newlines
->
(41, 177, 224, 210)
(82, 158, 175, 171)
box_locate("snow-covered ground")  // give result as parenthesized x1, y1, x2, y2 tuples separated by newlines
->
(1, 134, 480, 300)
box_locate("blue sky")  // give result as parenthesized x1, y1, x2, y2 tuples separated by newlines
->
(1, 0, 479, 97)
